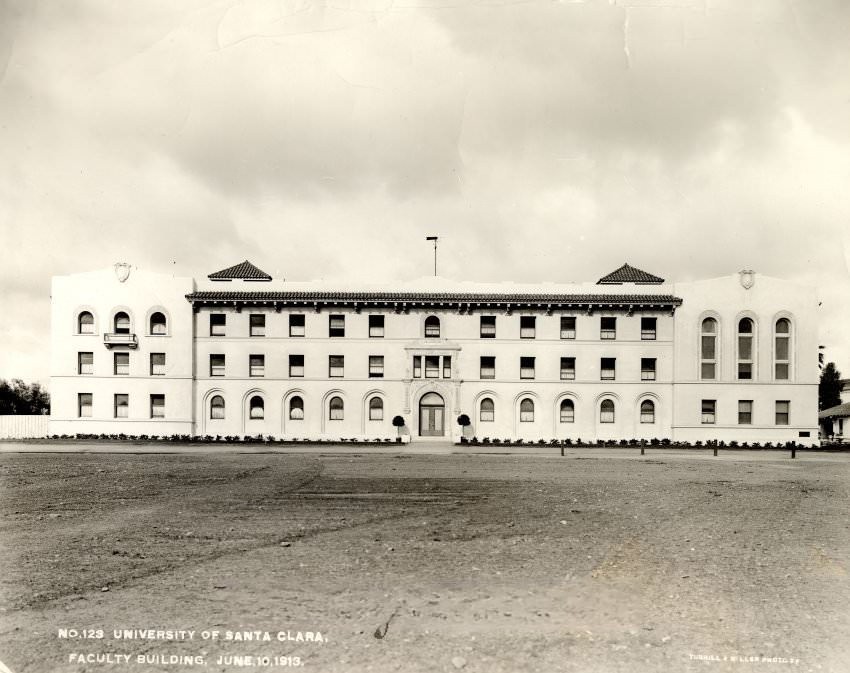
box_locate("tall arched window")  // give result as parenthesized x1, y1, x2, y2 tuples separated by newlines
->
(249, 396, 264, 419)
(424, 316, 440, 338)
(640, 400, 655, 424)
(520, 398, 534, 422)
(289, 396, 304, 420)
(600, 399, 615, 423)
(369, 397, 384, 421)
(114, 312, 130, 334)
(700, 317, 717, 380)
(480, 398, 494, 422)
(150, 312, 167, 335)
(210, 395, 225, 419)
(329, 396, 344, 420)
(775, 318, 791, 380)
(737, 318, 754, 380)
(559, 399, 575, 423)
(78, 311, 94, 334)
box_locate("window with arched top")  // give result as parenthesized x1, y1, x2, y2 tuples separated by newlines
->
(559, 399, 575, 423)
(78, 311, 94, 334)
(114, 312, 130, 334)
(737, 318, 754, 380)
(775, 318, 791, 380)
(210, 395, 225, 419)
(599, 399, 615, 423)
(369, 397, 384, 421)
(150, 312, 167, 335)
(249, 396, 264, 419)
(329, 396, 344, 420)
(519, 398, 534, 422)
(424, 316, 440, 338)
(700, 317, 717, 380)
(480, 398, 494, 422)
(640, 400, 655, 424)
(289, 396, 304, 420)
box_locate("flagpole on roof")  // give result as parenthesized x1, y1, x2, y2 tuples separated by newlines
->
(426, 236, 438, 276)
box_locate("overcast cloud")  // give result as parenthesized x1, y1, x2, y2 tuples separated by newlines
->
(1, 0, 849, 383)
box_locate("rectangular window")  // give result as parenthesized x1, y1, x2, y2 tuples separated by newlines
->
(520, 316, 536, 339)
(289, 354, 304, 377)
(560, 357, 575, 380)
(641, 358, 657, 381)
(369, 315, 385, 338)
(369, 355, 384, 378)
(413, 355, 422, 378)
(520, 356, 535, 379)
(249, 354, 265, 377)
(424, 355, 440, 378)
(78, 393, 92, 418)
(480, 316, 496, 338)
(114, 393, 128, 418)
(289, 314, 305, 337)
(480, 356, 495, 379)
(249, 314, 265, 337)
(600, 317, 616, 340)
(150, 394, 165, 419)
(210, 313, 226, 336)
(150, 353, 165, 376)
(641, 317, 657, 340)
(114, 352, 129, 376)
(443, 356, 452, 379)
(329, 314, 345, 337)
(601, 357, 616, 380)
(329, 355, 344, 378)
(560, 316, 576, 340)
(738, 400, 753, 425)
(776, 400, 790, 426)
(210, 354, 225, 377)
(78, 352, 93, 375)
(701, 399, 716, 424)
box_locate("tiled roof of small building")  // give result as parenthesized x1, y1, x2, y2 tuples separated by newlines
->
(208, 260, 272, 281)
(597, 263, 664, 285)
(818, 402, 850, 419)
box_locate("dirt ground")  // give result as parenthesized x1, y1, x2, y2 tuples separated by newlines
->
(0, 448, 848, 673)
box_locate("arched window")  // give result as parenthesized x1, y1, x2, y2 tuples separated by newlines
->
(369, 397, 384, 421)
(424, 316, 440, 338)
(640, 400, 655, 424)
(700, 317, 717, 380)
(480, 398, 494, 422)
(737, 318, 754, 380)
(329, 396, 344, 420)
(249, 396, 264, 419)
(520, 398, 534, 422)
(559, 399, 575, 423)
(289, 396, 304, 420)
(150, 312, 167, 335)
(600, 399, 615, 423)
(210, 395, 225, 419)
(114, 312, 130, 334)
(78, 311, 94, 334)
(775, 318, 791, 380)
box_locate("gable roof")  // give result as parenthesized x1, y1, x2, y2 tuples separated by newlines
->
(597, 263, 664, 285)
(208, 260, 272, 281)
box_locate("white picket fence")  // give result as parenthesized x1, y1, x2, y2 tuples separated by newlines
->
(0, 415, 49, 439)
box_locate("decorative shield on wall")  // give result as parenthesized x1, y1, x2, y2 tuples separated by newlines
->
(114, 262, 131, 283)
(739, 269, 755, 290)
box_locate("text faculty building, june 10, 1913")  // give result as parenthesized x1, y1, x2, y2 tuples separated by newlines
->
(48, 260, 819, 445)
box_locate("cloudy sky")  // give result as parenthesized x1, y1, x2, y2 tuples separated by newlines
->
(1, 0, 849, 384)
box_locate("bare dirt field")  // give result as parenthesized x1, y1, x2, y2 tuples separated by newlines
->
(0, 448, 849, 673)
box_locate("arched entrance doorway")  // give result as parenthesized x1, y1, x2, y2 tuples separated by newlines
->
(419, 392, 445, 437)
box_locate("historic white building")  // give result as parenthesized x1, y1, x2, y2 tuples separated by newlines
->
(49, 261, 819, 445)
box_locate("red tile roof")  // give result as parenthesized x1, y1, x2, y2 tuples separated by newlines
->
(818, 402, 850, 419)
(597, 263, 664, 285)
(208, 260, 272, 281)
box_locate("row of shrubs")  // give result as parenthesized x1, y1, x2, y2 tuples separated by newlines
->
(48, 433, 401, 444)
(460, 437, 809, 449)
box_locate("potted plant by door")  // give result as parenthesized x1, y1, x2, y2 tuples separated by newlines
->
(457, 414, 471, 443)
(392, 415, 405, 443)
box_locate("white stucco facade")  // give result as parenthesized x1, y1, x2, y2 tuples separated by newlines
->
(49, 262, 819, 445)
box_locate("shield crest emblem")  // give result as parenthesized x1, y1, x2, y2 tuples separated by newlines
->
(114, 262, 131, 283)
(739, 269, 755, 290)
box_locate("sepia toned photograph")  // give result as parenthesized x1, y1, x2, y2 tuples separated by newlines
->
(1, 1, 849, 671)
